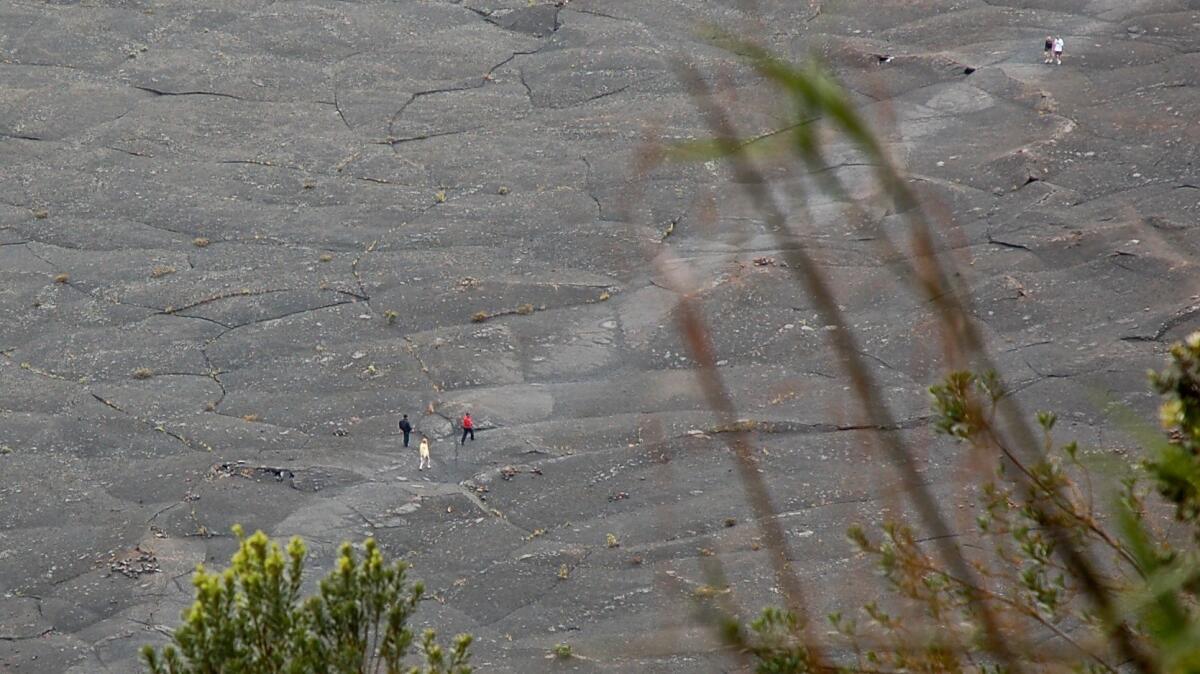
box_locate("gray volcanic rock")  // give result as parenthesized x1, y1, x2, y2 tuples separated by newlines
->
(2, 0, 1199, 672)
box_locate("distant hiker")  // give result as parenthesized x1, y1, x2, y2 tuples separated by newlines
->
(398, 414, 412, 448)
(418, 437, 431, 470)
(461, 412, 475, 445)
(1052, 36, 1064, 65)
(1043, 35, 1054, 63)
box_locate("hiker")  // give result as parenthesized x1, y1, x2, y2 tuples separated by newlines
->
(418, 436, 431, 470)
(398, 414, 412, 448)
(1052, 36, 1064, 65)
(460, 412, 475, 445)
(1043, 35, 1054, 63)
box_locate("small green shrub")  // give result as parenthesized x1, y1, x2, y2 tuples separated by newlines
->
(142, 527, 472, 674)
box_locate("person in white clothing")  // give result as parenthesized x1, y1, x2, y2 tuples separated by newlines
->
(418, 437, 431, 470)
(1052, 36, 1064, 65)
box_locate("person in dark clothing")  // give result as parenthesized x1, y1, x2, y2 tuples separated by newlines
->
(398, 414, 412, 448)
(461, 412, 474, 445)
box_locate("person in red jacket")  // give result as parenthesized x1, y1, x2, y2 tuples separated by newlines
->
(460, 412, 475, 445)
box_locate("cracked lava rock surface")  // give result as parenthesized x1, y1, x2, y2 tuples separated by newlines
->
(2, 0, 1199, 671)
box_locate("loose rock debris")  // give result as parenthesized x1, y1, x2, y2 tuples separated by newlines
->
(209, 460, 296, 486)
(748, 254, 787, 265)
(464, 480, 490, 501)
(109, 546, 159, 578)
(500, 464, 543, 480)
